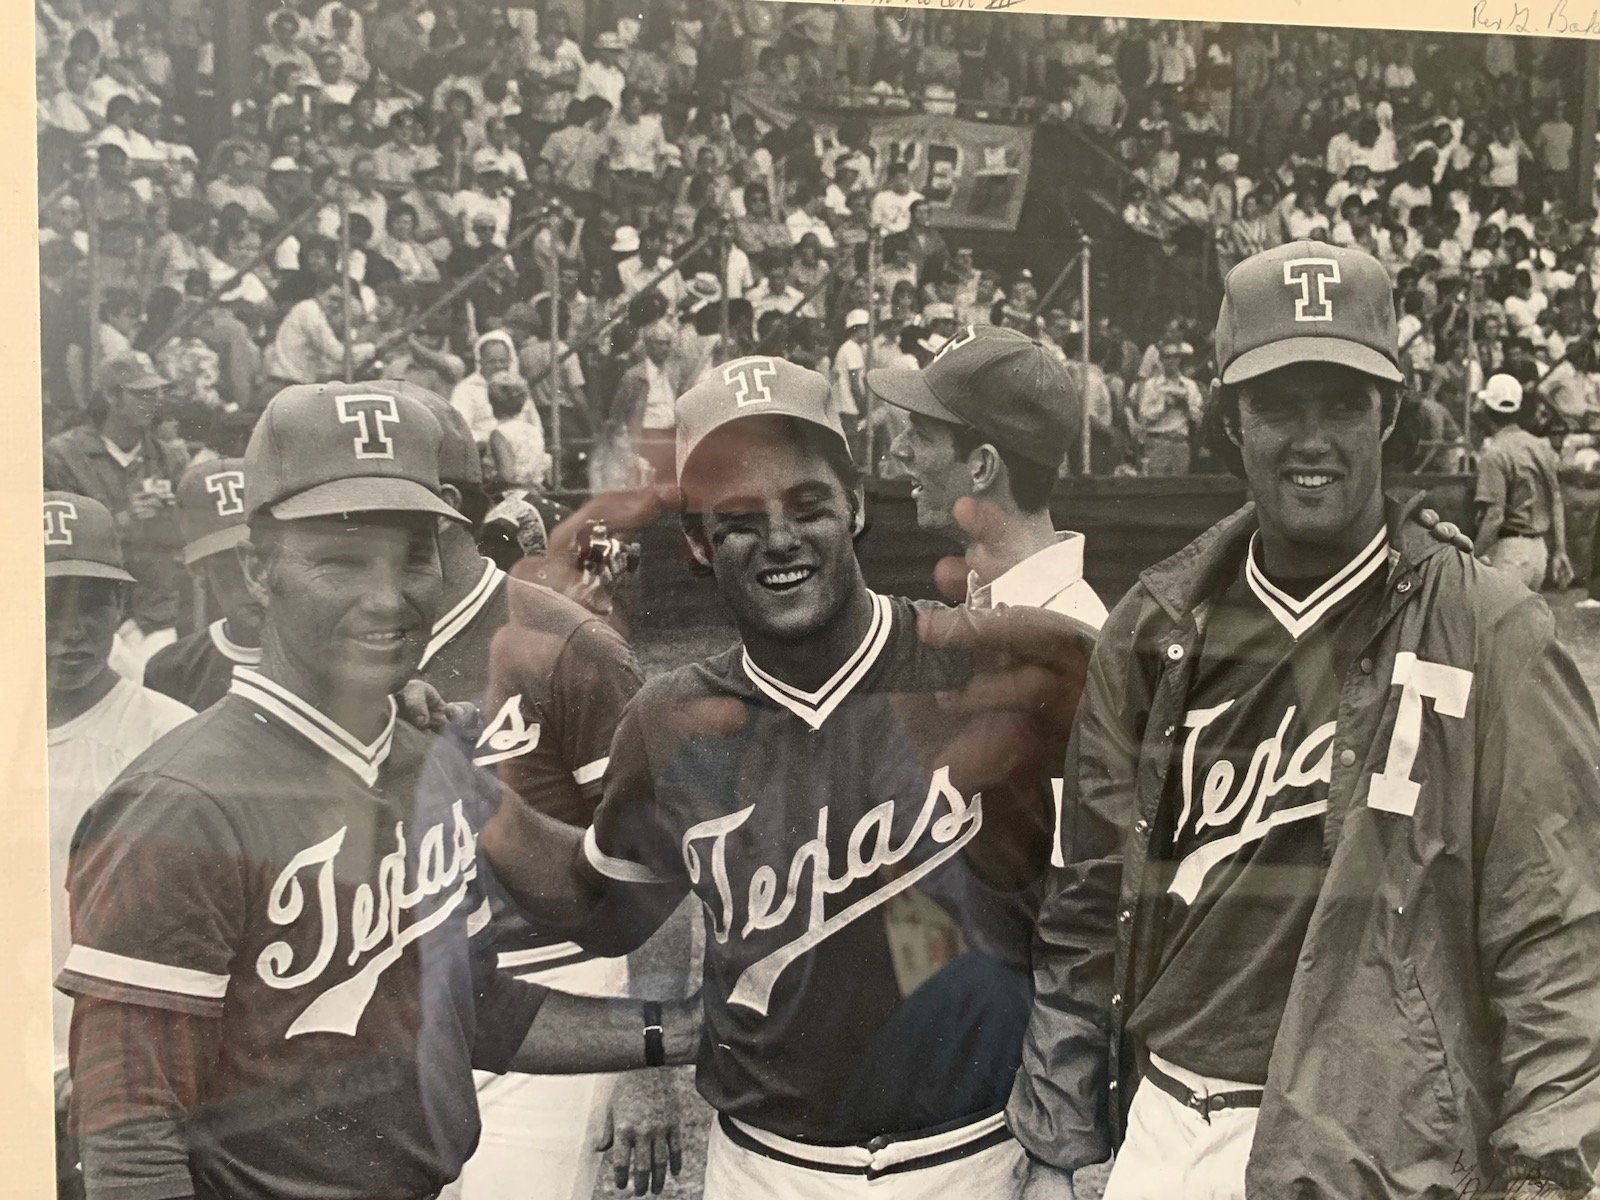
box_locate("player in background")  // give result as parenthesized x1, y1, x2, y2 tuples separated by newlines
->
(370, 380, 686, 1200)
(873, 324, 1107, 625)
(44, 491, 196, 1200)
(1012, 242, 1600, 1200)
(142, 459, 263, 710)
(481, 357, 1096, 1199)
(58, 384, 699, 1200)
(1472, 372, 1572, 595)
(44, 354, 190, 676)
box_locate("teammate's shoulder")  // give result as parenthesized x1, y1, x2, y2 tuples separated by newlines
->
(497, 574, 637, 670)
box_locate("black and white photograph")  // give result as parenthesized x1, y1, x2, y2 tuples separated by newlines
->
(24, 0, 1600, 1197)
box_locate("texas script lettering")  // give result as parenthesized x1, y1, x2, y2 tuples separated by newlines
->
(682, 766, 982, 1016)
(256, 800, 479, 1038)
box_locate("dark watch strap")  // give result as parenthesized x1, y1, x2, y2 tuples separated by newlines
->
(643, 1001, 665, 1067)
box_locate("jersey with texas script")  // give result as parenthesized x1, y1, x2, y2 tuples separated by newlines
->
(418, 557, 643, 976)
(1130, 527, 1390, 1084)
(58, 669, 545, 1200)
(143, 618, 261, 711)
(576, 592, 1037, 1142)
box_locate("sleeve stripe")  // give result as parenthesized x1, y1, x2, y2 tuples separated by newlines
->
(582, 825, 666, 885)
(571, 757, 609, 786)
(62, 944, 229, 1000)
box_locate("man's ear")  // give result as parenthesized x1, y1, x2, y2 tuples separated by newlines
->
(678, 516, 715, 573)
(849, 481, 868, 537)
(238, 539, 273, 608)
(440, 481, 464, 512)
(1215, 379, 1243, 450)
(1379, 387, 1403, 443)
(966, 443, 1002, 497)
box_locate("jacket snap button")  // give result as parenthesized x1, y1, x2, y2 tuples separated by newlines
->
(1111, 992, 1122, 1007)
(1338, 748, 1357, 767)
(1359, 658, 1373, 674)
(1397, 580, 1413, 593)
(1119, 908, 1132, 923)
(1166, 644, 1184, 661)
(1134, 819, 1149, 834)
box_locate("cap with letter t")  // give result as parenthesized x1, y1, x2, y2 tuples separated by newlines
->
(44, 491, 135, 582)
(864, 324, 1078, 469)
(175, 458, 249, 565)
(243, 380, 467, 524)
(1214, 241, 1403, 385)
(675, 356, 848, 481)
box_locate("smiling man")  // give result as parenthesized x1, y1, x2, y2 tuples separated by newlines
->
(482, 356, 1097, 1199)
(58, 382, 697, 1200)
(1011, 242, 1600, 1199)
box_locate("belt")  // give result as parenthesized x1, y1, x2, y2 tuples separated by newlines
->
(717, 1110, 1011, 1180)
(1141, 1058, 1263, 1124)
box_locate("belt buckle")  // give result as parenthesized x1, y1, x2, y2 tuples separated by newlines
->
(1186, 1089, 1215, 1124)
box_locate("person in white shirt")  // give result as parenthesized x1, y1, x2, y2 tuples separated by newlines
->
(473, 116, 529, 183)
(265, 279, 375, 385)
(1325, 164, 1379, 215)
(616, 224, 685, 308)
(44, 490, 195, 1087)
(747, 250, 805, 320)
(1485, 120, 1529, 190)
(871, 324, 1107, 626)
(786, 186, 837, 251)
(575, 31, 626, 111)
(453, 158, 513, 247)
(831, 309, 870, 447)
(871, 161, 924, 236)
(1504, 269, 1549, 335)
(450, 329, 521, 443)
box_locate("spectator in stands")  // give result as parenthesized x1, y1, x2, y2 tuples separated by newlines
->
(601, 87, 667, 215)
(607, 318, 690, 484)
(1132, 338, 1204, 474)
(903, 199, 949, 281)
(576, 31, 627, 111)
(1533, 99, 1574, 185)
(264, 276, 372, 388)
(450, 329, 520, 444)
(732, 182, 792, 260)
(871, 160, 923, 235)
(1073, 54, 1128, 137)
(617, 223, 685, 308)
(748, 249, 805, 320)
(204, 145, 278, 228)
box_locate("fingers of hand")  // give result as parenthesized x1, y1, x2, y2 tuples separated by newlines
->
(612, 1129, 635, 1191)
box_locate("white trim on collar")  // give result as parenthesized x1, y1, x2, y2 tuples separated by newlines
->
(741, 592, 892, 731)
(207, 618, 262, 667)
(419, 558, 505, 669)
(230, 668, 396, 786)
(1245, 526, 1389, 640)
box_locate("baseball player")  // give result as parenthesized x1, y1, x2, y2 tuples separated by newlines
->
(1011, 242, 1600, 1199)
(873, 324, 1108, 625)
(58, 384, 699, 1200)
(142, 458, 263, 710)
(1472, 372, 1572, 594)
(357, 379, 678, 1200)
(481, 357, 1096, 1199)
(44, 491, 196, 1199)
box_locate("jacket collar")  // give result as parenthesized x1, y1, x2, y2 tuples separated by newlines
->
(1138, 490, 1448, 623)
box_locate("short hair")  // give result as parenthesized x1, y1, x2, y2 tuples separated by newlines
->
(950, 425, 1057, 513)
(1200, 372, 1414, 479)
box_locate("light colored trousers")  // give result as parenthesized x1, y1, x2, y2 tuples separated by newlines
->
(1102, 1053, 1259, 1200)
(1488, 534, 1548, 592)
(439, 956, 627, 1200)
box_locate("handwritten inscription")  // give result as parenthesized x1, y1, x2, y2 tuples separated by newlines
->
(1471, 0, 1600, 34)
(859, 0, 1029, 10)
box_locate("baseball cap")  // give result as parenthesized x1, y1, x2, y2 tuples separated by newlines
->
(676, 356, 847, 481)
(866, 325, 1076, 469)
(1214, 241, 1403, 385)
(244, 380, 467, 524)
(1479, 373, 1524, 413)
(471, 148, 505, 175)
(387, 378, 483, 487)
(99, 353, 166, 392)
(44, 491, 134, 582)
(176, 458, 249, 564)
(612, 225, 640, 254)
(844, 308, 870, 330)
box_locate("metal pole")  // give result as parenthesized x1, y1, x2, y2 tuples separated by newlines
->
(85, 177, 102, 402)
(546, 218, 562, 491)
(1080, 234, 1093, 476)
(719, 225, 731, 361)
(864, 228, 880, 473)
(339, 194, 354, 382)
(1463, 272, 1477, 458)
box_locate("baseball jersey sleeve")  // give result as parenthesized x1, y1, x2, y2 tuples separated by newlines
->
(552, 618, 644, 818)
(58, 776, 247, 1019)
(571, 698, 689, 956)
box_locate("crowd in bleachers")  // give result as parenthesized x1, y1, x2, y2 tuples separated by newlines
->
(32, 1, 1600, 486)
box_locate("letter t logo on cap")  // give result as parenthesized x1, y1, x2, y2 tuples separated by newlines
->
(723, 358, 778, 407)
(205, 470, 246, 517)
(44, 499, 77, 546)
(336, 393, 400, 459)
(1284, 258, 1341, 322)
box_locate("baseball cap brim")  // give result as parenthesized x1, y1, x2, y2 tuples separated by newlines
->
(45, 559, 135, 583)
(269, 477, 469, 524)
(1221, 336, 1404, 385)
(865, 368, 966, 425)
(182, 524, 249, 566)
